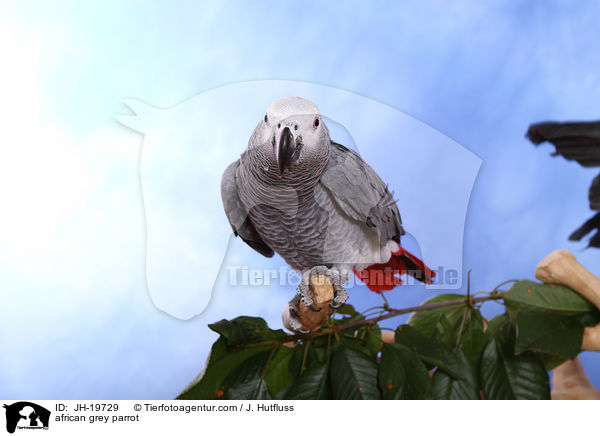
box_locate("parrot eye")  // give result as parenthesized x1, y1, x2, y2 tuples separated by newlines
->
(294, 124, 298, 131)
(264, 114, 268, 123)
(313, 117, 320, 129)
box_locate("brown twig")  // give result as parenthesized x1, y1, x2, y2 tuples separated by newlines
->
(284, 294, 503, 343)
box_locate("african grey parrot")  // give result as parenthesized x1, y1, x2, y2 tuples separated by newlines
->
(221, 97, 434, 329)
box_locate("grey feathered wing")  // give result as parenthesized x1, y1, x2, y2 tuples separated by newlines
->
(319, 142, 405, 245)
(318, 142, 434, 286)
(221, 160, 274, 257)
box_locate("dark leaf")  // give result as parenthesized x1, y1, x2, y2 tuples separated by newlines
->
(379, 343, 431, 400)
(363, 323, 383, 357)
(284, 362, 330, 400)
(264, 346, 295, 396)
(395, 325, 463, 379)
(514, 311, 583, 360)
(177, 337, 272, 400)
(456, 309, 489, 370)
(222, 351, 271, 399)
(340, 324, 382, 358)
(503, 280, 596, 315)
(227, 378, 271, 400)
(537, 353, 568, 371)
(433, 313, 456, 348)
(330, 347, 380, 399)
(408, 294, 467, 338)
(334, 304, 360, 317)
(577, 310, 600, 327)
(486, 313, 516, 348)
(431, 349, 479, 400)
(409, 296, 488, 369)
(287, 339, 329, 377)
(333, 304, 364, 324)
(487, 314, 510, 336)
(480, 337, 550, 400)
(208, 316, 287, 346)
(378, 343, 406, 400)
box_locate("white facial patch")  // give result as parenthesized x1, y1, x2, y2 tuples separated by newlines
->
(266, 96, 320, 122)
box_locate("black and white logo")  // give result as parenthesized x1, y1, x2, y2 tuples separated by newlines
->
(3, 402, 50, 433)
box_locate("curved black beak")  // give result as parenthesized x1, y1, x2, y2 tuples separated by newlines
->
(278, 126, 295, 174)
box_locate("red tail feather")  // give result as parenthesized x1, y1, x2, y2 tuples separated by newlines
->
(353, 247, 435, 293)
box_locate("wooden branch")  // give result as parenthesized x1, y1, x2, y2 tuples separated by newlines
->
(535, 249, 600, 400)
(338, 294, 501, 332)
(282, 294, 502, 342)
(536, 249, 600, 351)
(551, 358, 600, 400)
(282, 274, 334, 333)
(583, 324, 600, 352)
(381, 331, 395, 343)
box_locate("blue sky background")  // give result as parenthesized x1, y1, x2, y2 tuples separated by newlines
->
(1, 1, 600, 398)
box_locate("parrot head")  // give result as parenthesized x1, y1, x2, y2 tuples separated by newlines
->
(249, 96, 331, 177)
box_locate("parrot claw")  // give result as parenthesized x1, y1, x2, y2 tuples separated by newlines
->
(288, 266, 349, 333)
(332, 284, 348, 309)
(301, 265, 349, 310)
(296, 274, 315, 309)
(313, 266, 348, 310)
(288, 316, 310, 334)
(285, 297, 311, 333)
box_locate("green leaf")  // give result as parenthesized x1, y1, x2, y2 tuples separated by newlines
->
(378, 343, 431, 399)
(335, 304, 361, 317)
(408, 296, 488, 370)
(378, 344, 407, 400)
(363, 323, 383, 357)
(578, 311, 600, 327)
(284, 362, 330, 399)
(177, 337, 273, 400)
(333, 304, 365, 324)
(487, 314, 510, 336)
(480, 337, 550, 400)
(486, 313, 515, 349)
(340, 324, 382, 358)
(395, 325, 463, 379)
(227, 378, 271, 400)
(408, 294, 467, 338)
(503, 280, 596, 315)
(537, 353, 568, 371)
(433, 313, 456, 348)
(264, 346, 295, 396)
(431, 349, 479, 400)
(208, 316, 286, 346)
(286, 338, 329, 378)
(457, 310, 489, 370)
(514, 311, 583, 360)
(222, 351, 272, 399)
(330, 347, 380, 399)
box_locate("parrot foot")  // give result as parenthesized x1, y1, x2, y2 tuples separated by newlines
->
(331, 283, 348, 309)
(284, 266, 349, 333)
(285, 295, 311, 334)
(296, 268, 317, 310)
(299, 265, 348, 311)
